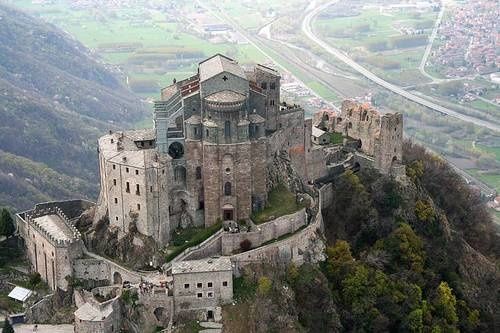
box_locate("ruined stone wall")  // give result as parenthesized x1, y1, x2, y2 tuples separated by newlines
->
(374, 113, 403, 174)
(334, 100, 403, 175)
(334, 100, 381, 156)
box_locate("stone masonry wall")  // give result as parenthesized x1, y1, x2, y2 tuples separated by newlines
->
(221, 208, 306, 255)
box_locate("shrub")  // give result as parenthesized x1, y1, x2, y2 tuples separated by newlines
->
(29, 272, 42, 289)
(240, 239, 252, 252)
(257, 276, 272, 295)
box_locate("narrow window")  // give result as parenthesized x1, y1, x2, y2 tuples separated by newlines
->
(224, 182, 232, 196)
(126, 167, 129, 173)
(113, 179, 117, 186)
(207, 282, 213, 288)
(184, 283, 189, 289)
(206, 129, 209, 138)
(114, 198, 118, 204)
(137, 204, 141, 211)
(223, 281, 228, 287)
(136, 184, 140, 195)
(150, 186, 153, 192)
(126, 182, 130, 193)
(115, 216, 119, 221)
(207, 292, 214, 298)
(197, 293, 202, 298)
(270, 99, 275, 106)
(224, 120, 231, 138)
(113, 164, 116, 170)
(196, 166, 202, 180)
(135, 170, 139, 175)
(194, 127, 198, 136)
(111, 139, 114, 144)
(270, 82, 276, 90)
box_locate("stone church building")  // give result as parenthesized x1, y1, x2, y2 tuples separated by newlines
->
(95, 54, 305, 246)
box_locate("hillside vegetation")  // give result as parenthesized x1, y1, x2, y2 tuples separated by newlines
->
(0, 4, 147, 210)
(223, 141, 499, 332)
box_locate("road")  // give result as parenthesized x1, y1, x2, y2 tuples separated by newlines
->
(419, 4, 445, 82)
(302, 1, 500, 133)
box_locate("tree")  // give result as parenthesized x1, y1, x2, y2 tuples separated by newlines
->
(0, 209, 15, 238)
(239, 239, 252, 252)
(2, 318, 14, 333)
(433, 282, 458, 326)
(29, 272, 42, 289)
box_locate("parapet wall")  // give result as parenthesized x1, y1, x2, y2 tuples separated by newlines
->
(230, 186, 327, 276)
(220, 208, 306, 255)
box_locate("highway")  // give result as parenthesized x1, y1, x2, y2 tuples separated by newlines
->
(302, 1, 500, 133)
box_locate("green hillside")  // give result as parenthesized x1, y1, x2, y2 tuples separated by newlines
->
(0, 3, 147, 210)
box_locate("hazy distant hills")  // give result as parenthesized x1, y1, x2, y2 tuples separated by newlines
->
(0, 4, 147, 210)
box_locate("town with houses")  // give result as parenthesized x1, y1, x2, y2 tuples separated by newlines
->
(10, 54, 405, 332)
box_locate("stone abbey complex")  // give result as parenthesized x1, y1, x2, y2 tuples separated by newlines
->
(15, 54, 404, 332)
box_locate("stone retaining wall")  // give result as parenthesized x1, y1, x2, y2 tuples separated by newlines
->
(220, 208, 306, 255)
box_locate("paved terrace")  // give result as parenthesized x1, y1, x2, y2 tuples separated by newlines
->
(33, 214, 74, 242)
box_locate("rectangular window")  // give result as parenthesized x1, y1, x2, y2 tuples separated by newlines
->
(113, 164, 116, 170)
(137, 204, 141, 211)
(270, 100, 275, 106)
(115, 216, 119, 221)
(114, 198, 118, 204)
(197, 293, 202, 298)
(150, 186, 153, 192)
(113, 179, 117, 186)
(126, 182, 130, 193)
(184, 283, 190, 289)
(197, 283, 202, 288)
(222, 281, 228, 287)
(126, 167, 129, 173)
(136, 184, 140, 195)
(194, 127, 198, 136)
(207, 282, 213, 288)
(270, 82, 276, 90)
(111, 139, 114, 144)
(207, 292, 214, 298)
(135, 170, 139, 175)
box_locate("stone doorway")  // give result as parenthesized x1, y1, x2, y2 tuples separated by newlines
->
(207, 310, 214, 321)
(223, 209, 234, 221)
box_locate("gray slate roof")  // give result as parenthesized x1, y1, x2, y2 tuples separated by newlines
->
(172, 257, 232, 275)
(199, 54, 247, 82)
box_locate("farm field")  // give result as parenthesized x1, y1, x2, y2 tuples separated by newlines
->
(314, 7, 438, 86)
(7, 0, 269, 100)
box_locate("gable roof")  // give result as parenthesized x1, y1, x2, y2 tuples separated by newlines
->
(199, 54, 246, 83)
(8, 286, 33, 302)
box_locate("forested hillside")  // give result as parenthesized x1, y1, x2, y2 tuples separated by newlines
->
(0, 3, 147, 210)
(221, 141, 499, 333)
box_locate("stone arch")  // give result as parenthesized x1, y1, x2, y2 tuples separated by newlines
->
(153, 307, 166, 322)
(168, 142, 184, 159)
(113, 271, 122, 285)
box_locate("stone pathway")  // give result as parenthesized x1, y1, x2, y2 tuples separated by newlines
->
(200, 322, 223, 329)
(199, 321, 223, 333)
(13, 324, 74, 333)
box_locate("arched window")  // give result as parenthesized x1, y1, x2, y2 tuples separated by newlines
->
(224, 182, 232, 196)
(224, 120, 231, 138)
(196, 166, 202, 180)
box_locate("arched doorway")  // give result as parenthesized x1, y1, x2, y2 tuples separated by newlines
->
(113, 272, 122, 285)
